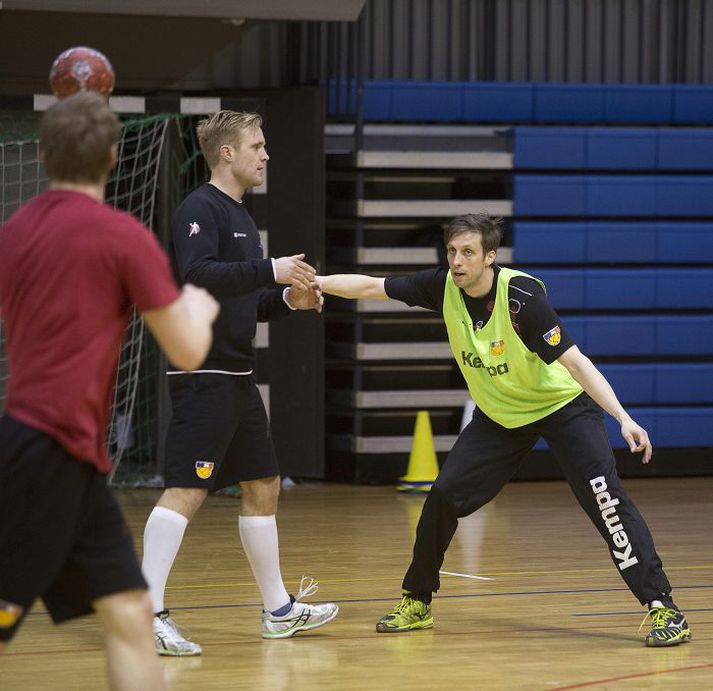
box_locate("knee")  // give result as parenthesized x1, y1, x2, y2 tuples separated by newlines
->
(430, 482, 471, 518)
(96, 590, 153, 642)
(240, 475, 280, 515)
(158, 487, 207, 520)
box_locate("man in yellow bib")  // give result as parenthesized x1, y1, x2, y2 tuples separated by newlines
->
(315, 213, 690, 648)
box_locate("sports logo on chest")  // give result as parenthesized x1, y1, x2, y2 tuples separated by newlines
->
(490, 339, 505, 356)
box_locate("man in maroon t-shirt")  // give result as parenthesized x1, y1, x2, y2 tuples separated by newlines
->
(0, 93, 219, 690)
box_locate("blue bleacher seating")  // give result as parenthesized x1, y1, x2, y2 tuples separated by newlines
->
(604, 84, 674, 123)
(346, 79, 713, 125)
(533, 84, 604, 123)
(518, 269, 713, 310)
(514, 221, 713, 263)
(563, 315, 713, 356)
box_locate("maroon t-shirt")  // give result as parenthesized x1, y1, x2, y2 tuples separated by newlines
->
(0, 190, 180, 473)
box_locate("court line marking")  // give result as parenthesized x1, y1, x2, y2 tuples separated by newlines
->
(551, 662, 713, 690)
(162, 584, 713, 612)
(439, 570, 493, 581)
(574, 607, 713, 617)
(163, 564, 713, 589)
(25, 583, 713, 619)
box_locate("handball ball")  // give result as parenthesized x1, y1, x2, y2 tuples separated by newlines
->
(49, 46, 115, 99)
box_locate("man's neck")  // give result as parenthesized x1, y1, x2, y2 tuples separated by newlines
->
(49, 181, 105, 204)
(463, 266, 495, 299)
(209, 170, 245, 202)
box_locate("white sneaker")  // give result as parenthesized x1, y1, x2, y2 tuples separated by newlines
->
(262, 577, 339, 639)
(153, 610, 202, 656)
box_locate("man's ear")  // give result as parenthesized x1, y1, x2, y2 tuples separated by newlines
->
(485, 249, 497, 267)
(219, 144, 234, 162)
(108, 143, 118, 171)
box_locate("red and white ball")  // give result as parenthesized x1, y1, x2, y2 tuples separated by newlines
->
(49, 46, 115, 99)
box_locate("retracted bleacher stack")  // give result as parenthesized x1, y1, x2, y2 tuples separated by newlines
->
(324, 80, 713, 483)
(324, 121, 514, 482)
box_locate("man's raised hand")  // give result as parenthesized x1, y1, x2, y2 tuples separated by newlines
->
(274, 254, 316, 291)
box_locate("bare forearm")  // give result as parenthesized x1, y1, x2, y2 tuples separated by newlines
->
(318, 274, 387, 300)
(563, 351, 630, 423)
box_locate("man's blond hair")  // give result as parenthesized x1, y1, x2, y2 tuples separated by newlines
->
(196, 111, 263, 169)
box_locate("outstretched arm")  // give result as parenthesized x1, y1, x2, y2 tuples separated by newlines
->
(314, 274, 388, 300)
(558, 345, 652, 464)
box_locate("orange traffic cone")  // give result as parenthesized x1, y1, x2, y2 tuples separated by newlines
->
(397, 410, 439, 493)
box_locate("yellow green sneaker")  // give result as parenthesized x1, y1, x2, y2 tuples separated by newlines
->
(376, 595, 433, 633)
(643, 606, 691, 647)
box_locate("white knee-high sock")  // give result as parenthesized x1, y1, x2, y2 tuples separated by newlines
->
(142, 506, 189, 614)
(238, 515, 290, 612)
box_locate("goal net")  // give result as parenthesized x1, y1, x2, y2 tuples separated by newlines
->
(0, 111, 203, 485)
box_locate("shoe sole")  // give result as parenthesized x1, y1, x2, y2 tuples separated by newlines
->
(262, 605, 340, 639)
(156, 646, 202, 657)
(376, 618, 434, 633)
(645, 630, 692, 647)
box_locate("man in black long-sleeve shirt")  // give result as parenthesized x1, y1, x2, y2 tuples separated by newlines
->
(141, 111, 338, 655)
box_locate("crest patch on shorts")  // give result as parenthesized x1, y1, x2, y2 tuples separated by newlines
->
(0, 600, 24, 628)
(195, 461, 214, 479)
(542, 325, 561, 346)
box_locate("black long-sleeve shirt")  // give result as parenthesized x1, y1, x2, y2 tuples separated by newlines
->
(169, 183, 290, 371)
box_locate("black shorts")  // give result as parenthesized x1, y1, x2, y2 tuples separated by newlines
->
(164, 373, 279, 491)
(0, 415, 146, 642)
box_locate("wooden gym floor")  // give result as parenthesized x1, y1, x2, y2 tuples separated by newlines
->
(4, 477, 712, 690)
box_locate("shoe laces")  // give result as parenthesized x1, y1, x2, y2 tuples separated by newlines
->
(638, 606, 676, 633)
(295, 575, 319, 602)
(392, 596, 417, 615)
(158, 612, 194, 640)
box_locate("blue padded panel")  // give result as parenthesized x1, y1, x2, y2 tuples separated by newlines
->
(656, 176, 713, 216)
(657, 222, 713, 262)
(672, 85, 713, 124)
(586, 129, 657, 169)
(562, 316, 713, 356)
(523, 269, 584, 309)
(656, 316, 713, 354)
(362, 80, 393, 120)
(599, 364, 713, 404)
(540, 405, 713, 449)
(657, 130, 713, 170)
(564, 316, 657, 356)
(604, 85, 673, 123)
(463, 82, 534, 123)
(533, 83, 605, 123)
(512, 222, 587, 262)
(513, 127, 586, 168)
(585, 269, 656, 309)
(656, 269, 713, 308)
(598, 364, 656, 404)
(655, 364, 713, 404)
(652, 408, 713, 446)
(521, 269, 713, 309)
(586, 176, 656, 216)
(516, 222, 713, 263)
(587, 222, 657, 262)
(390, 81, 463, 122)
(514, 175, 586, 215)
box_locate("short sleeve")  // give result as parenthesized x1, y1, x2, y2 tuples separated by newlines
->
(384, 268, 448, 312)
(120, 219, 180, 312)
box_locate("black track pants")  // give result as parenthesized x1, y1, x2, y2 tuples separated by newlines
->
(402, 393, 672, 605)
